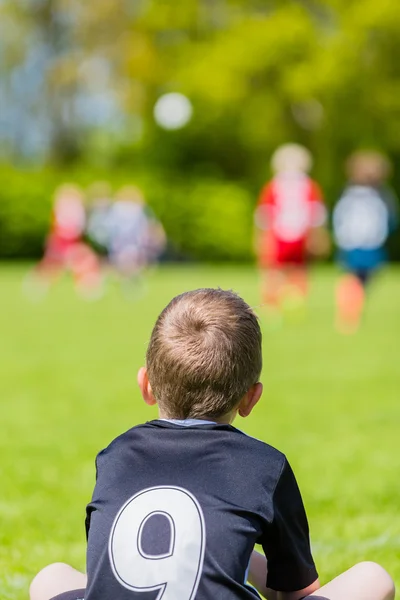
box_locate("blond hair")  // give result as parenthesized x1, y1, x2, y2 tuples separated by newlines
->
(271, 143, 313, 174)
(146, 289, 262, 419)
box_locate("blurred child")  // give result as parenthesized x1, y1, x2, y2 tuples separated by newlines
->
(255, 144, 328, 319)
(31, 184, 102, 299)
(333, 151, 398, 333)
(30, 288, 394, 600)
(107, 186, 166, 294)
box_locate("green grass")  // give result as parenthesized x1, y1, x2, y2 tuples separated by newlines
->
(1, 264, 400, 598)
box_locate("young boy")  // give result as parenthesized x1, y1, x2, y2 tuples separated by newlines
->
(31, 184, 102, 299)
(333, 151, 398, 333)
(30, 289, 395, 600)
(255, 144, 328, 317)
(106, 186, 166, 295)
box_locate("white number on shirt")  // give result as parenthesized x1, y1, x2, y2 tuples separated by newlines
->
(109, 486, 206, 600)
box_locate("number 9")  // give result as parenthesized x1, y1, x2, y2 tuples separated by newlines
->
(109, 486, 206, 600)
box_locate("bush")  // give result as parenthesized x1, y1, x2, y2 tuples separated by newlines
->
(0, 167, 57, 258)
(1, 164, 398, 262)
(147, 178, 254, 261)
(0, 166, 255, 261)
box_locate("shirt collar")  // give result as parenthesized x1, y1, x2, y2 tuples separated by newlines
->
(159, 418, 217, 427)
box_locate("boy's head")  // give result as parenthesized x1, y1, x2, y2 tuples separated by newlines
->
(271, 143, 312, 175)
(139, 288, 262, 421)
(346, 151, 391, 186)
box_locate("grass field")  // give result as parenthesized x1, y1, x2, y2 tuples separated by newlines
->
(1, 264, 400, 599)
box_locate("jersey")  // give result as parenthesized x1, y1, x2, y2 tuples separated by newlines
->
(52, 196, 86, 243)
(108, 201, 149, 255)
(333, 185, 397, 272)
(85, 420, 317, 600)
(333, 185, 394, 251)
(44, 196, 86, 263)
(256, 174, 325, 244)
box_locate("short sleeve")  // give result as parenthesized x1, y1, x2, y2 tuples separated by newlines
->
(255, 184, 275, 230)
(308, 180, 323, 204)
(85, 452, 103, 540)
(258, 183, 275, 207)
(262, 459, 318, 592)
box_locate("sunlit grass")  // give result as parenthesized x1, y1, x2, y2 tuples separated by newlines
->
(1, 264, 399, 598)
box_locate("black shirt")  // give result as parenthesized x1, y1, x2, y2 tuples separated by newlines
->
(85, 420, 317, 600)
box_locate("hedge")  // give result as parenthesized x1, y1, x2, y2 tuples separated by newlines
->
(0, 166, 254, 261)
(1, 165, 399, 261)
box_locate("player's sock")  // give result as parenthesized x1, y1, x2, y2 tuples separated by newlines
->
(335, 274, 364, 334)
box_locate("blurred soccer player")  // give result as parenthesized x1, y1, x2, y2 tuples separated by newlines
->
(107, 186, 166, 295)
(333, 151, 398, 333)
(31, 184, 102, 299)
(255, 144, 328, 319)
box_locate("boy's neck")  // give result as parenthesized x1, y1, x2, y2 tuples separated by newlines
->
(158, 411, 236, 425)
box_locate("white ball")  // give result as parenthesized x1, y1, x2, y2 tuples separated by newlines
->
(153, 93, 193, 130)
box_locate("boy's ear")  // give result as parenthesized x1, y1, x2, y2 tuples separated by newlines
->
(137, 367, 157, 407)
(238, 382, 263, 418)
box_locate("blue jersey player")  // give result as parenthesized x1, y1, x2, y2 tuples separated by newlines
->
(333, 151, 398, 332)
(30, 289, 395, 600)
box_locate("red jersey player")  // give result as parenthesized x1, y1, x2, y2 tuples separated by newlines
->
(32, 184, 102, 299)
(255, 144, 327, 316)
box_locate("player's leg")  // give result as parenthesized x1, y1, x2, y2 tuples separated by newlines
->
(30, 563, 86, 600)
(283, 265, 308, 320)
(37, 235, 69, 283)
(286, 265, 308, 298)
(258, 233, 284, 310)
(68, 243, 103, 299)
(307, 561, 395, 600)
(261, 267, 286, 308)
(278, 241, 308, 315)
(335, 272, 365, 333)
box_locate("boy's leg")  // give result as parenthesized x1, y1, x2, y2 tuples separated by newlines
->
(261, 268, 285, 308)
(286, 266, 308, 299)
(30, 563, 87, 600)
(307, 562, 395, 600)
(68, 243, 103, 299)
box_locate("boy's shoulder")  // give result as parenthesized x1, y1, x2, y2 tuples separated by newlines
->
(96, 420, 287, 481)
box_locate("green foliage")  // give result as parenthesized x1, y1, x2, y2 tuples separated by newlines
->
(0, 166, 254, 260)
(4, 0, 400, 172)
(150, 178, 253, 261)
(2, 163, 399, 261)
(2, 0, 400, 259)
(0, 168, 55, 258)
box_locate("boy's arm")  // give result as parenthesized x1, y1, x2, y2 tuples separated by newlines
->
(248, 550, 274, 599)
(85, 452, 102, 540)
(254, 184, 274, 231)
(248, 550, 320, 600)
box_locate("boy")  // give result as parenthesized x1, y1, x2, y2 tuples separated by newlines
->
(30, 289, 395, 600)
(31, 184, 102, 299)
(106, 186, 166, 295)
(255, 144, 328, 316)
(333, 151, 398, 333)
